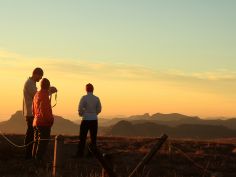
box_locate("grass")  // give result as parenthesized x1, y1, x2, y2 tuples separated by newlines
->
(0, 135, 236, 177)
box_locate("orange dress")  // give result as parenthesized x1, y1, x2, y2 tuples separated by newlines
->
(32, 90, 54, 127)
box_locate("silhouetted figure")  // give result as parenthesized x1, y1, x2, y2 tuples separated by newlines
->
(23, 67, 44, 159)
(76, 83, 102, 157)
(32, 78, 54, 161)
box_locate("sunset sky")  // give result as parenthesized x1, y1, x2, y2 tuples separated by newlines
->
(0, 0, 236, 121)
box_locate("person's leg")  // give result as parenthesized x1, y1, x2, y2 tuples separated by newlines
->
(32, 126, 39, 158)
(89, 120, 98, 150)
(77, 120, 89, 157)
(35, 126, 51, 161)
(24, 116, 34, 159)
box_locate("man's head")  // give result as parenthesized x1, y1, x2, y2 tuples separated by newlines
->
(41, 78, 50, 90)
(32, 67, 44, 82)
(86, 83, 94, 93)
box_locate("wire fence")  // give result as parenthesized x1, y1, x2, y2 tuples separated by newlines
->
(0, 131, 227, 177)
(169, 142, 212, 176)
(0, 130, 54, 148)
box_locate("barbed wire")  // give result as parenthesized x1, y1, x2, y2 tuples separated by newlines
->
(0, 130, 54, 148)
(0, 131, 223, 176)
(169, 142, 212, 175)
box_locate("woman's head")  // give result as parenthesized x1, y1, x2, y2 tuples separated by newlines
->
(41, 78, 50, 90)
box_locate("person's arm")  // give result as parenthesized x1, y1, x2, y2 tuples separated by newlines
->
(96, 98, 102, 115)
(24, 82, 37, 115)
(26, 82, 37, 99)
(78, 96, 85, 117)
(32, 95, 35, 117)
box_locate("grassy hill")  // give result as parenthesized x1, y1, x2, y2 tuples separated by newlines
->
(0, 111, 79, 135)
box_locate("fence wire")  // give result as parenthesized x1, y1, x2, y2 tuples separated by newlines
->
(0, 132, 224, 177)
(168, 141, 213, 176)
(0, 130, 54, 148)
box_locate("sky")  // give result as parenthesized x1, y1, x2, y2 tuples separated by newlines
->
(0, 0, 236, 121)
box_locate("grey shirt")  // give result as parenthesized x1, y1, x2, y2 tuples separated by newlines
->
(78, 92, 102, 120)
(23, 77, 37, 117)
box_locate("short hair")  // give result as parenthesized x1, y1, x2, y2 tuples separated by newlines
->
(41, 78, 50, 90)
(33, 67, 44, 76)
(86, 83, 94, 92)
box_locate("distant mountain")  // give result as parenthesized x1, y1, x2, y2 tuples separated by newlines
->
(148, 113, 236, 130)
(109, 120, 169, 137)
(74, 118, 126, 127)
(2, 111, 236, 138)
(108, 120, 236, 139)
(0, 111, 79, 135)
(150, 113, 200, 121)
(90, 113, 236, 130)
(128, 113, 150, 120)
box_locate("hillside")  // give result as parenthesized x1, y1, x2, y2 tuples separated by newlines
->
(108, 120, 236, 139)
(0, 111, 79, 135)
(1, 111, 236, 138)
(83, 113, 236, 130)
(1, 135, 236, 177)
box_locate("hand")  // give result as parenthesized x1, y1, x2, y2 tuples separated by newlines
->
(79, 109, 85, 116)
(79, 110, 84, 117)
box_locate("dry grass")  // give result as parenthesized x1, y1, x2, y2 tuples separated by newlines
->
(0, 135, 236, 177)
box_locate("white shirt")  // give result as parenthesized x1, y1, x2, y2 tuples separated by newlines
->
(23, 77, 37, 117)
(78, 92, 102, 120)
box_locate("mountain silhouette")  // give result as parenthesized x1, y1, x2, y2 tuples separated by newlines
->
(87, 113, 236, 130)
(108, 120, 236, 139)
(1, 111, 236, 138)
(110, 120, 169, 137)
(150, 113, 200, 121)
(0, 111, 79, 135)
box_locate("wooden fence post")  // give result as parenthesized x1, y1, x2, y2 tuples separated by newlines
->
(102, 153, 114, 177)
(128, 134, 168, 177)
(52, 135, 64, 177)
(88, 144, 118, 177)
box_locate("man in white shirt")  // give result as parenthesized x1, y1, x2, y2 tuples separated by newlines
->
(76, 83, 102, 157)
(23, 68, 44, 159)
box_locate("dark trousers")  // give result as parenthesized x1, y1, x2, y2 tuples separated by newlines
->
(24, 116, 34, 159)
(32, 126, 51, 160)
(77, 120, 98, 156)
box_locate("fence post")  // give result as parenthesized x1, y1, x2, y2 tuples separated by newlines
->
(102, 153, 114, 177)
(128, 134, 168, 177)
(88, 144, 118, 177)
(52, 135, 64, 177)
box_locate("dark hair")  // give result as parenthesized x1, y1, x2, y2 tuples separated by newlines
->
(41, 78, 50, 90)
(33, 67, 44, 76)
(86, 83, 94, 92)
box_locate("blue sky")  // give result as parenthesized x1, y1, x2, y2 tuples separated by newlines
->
(0, 0, 236, 71)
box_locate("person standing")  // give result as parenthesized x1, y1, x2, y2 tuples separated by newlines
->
(76, 83, 102, 157)
(32, 78, 54, 161)
(23, 67, 44, 159)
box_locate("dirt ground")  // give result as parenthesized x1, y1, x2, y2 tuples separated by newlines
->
(0, 135, 236, 177)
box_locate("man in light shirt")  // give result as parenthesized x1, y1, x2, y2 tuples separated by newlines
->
(23, 68, 44, 159)
(76, 83, 102, 157)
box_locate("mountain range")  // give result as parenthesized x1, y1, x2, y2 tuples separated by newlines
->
(109, 120, 236, 139)
(1, 111, 236, 139)
(78, 113, 236, 130)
